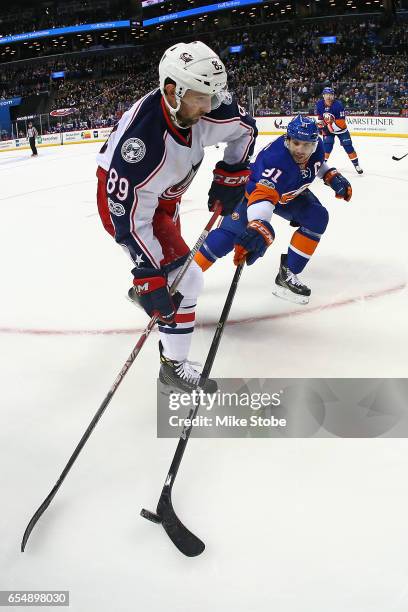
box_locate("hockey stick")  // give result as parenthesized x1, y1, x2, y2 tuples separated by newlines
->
(21, 205, 221, 553)
(392, 153, 408, 161)
(141, 263, 244, 557)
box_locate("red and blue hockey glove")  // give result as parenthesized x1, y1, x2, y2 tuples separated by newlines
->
(132, 268, 179, 326)
(233, 220, 275, 266)
(208, 161, 251, 216)
(323, 168, 352, 202)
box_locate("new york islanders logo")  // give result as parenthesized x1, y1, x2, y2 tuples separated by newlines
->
(323, 112, 335, 125)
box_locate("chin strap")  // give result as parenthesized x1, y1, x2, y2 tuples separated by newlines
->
(162, 93, 189, 129)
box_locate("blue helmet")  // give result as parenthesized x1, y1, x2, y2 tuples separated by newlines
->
(322, 87, 335, 95)
(287, 115, 318, 143)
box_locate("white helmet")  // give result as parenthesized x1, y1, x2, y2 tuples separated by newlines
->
(159, 41, 230, 121)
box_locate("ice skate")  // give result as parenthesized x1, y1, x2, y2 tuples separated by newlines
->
(273, 254, 311, 305)
(159, 342, 217, 394)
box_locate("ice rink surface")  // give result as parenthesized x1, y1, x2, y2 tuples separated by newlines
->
(1, 136, 408, 611)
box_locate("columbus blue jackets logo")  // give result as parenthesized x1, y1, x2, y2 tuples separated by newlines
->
(121, 138, 146, 163)
(238, 104, 247, 117)
(180, 52, 193, 63)
(108, 197, 125, 216)
(160, 160, 202, 200)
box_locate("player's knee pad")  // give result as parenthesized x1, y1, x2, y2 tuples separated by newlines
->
(311, 206, 329, 235)
(172, 259, 204, 300)
(195, 228, 236, 271)
(341, 139, 353, 153)
(301, 206, 329, 237)
(204, 227, 236, 258)
(323, 135, 334, 153)
(339, 132, 353, 152)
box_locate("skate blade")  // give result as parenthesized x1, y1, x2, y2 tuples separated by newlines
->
(159, 384, 180, 397)
(272, 285, 310, 305)
(158, 378, 185, 397)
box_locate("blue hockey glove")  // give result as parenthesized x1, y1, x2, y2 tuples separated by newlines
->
(233, 220, 275, 266)
(132, 267, 180, 326)
(323, 168, 352, 202)
(208, 161, 251, 216)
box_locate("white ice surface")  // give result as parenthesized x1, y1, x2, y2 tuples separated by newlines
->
(1, 137, 408, 612)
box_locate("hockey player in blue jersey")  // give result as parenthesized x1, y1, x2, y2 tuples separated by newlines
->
(316, 87, 363, 174)
(194, 115, 352, 304)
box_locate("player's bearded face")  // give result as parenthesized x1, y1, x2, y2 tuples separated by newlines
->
(287, 138, 315, 164)
(177, 90, 212, 126)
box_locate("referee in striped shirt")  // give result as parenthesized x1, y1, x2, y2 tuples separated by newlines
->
(27, 122, 39, 156)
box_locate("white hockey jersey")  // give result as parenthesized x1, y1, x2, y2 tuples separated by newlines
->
(96, 88, 257, 269)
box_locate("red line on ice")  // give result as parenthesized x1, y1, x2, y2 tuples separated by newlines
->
(0, 283, 405, 337)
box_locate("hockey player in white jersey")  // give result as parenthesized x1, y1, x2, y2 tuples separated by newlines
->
(96, 41, 257, 392)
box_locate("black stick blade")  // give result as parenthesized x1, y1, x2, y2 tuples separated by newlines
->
(21, 495, 53, 552)
(140, 508, 162, 524)
(157, 492, 205, 557)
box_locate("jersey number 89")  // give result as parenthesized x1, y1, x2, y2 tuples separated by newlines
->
(107, 168, 129, 202)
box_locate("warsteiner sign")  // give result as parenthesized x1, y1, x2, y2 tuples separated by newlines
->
(255, 115, 408, 137)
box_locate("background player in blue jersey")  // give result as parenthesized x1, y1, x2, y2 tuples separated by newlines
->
(316, 87, 363, 174)
(195, 115, 352, 304)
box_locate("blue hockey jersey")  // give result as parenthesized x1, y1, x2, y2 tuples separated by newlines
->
(315, 98, 347, 135)
(245, 135, 326, 217)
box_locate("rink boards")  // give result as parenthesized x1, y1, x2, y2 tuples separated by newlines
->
(1, 115, 407, 153)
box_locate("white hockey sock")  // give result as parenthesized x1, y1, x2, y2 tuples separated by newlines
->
(158, 298, 196, 362)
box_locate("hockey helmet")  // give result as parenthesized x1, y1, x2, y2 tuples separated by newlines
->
(287, 115, 319, 143)
(159, 41, 230, 118)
